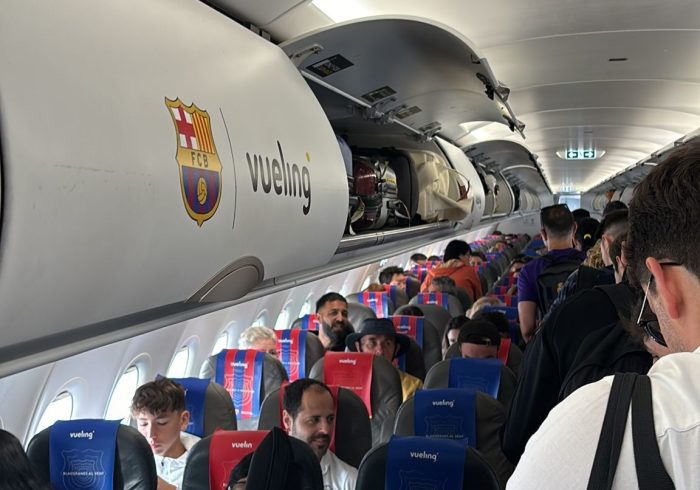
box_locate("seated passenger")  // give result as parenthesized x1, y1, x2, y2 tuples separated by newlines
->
(420, 240, 483, 301)
(458, 320, 500, 360)
(517, 205, 585, 341)
(508, 138, 700, 489)
(466, 296, 504, 318)
(346, 318, 423, 401)
(427, 255, 442, 262)
(508, 256, 529, 277)
(363, 282, 386, 293)
(409, 253, 427, 267)
(443, 316, 468, 354)
(282, 379, 357, 490)
(131, 379, 200, 490)
(315, 293, 354, 352)
(238, 325, 278, 356)
(379, 266, 408, 290)
(471, 309, 510, 339)
(469, 251, 488, 267)
(0, 429, 51, 490)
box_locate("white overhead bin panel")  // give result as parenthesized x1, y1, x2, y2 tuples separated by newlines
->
(280, 16, 522, 142)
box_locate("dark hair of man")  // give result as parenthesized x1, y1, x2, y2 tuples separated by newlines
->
(131, 378, 186, 415)
(603, 200, 628, 217)
(444, 316, 469, 347)
(315, 292, 347, 313)
(596, 209, 629, 241)
(540, 204, 575, 239)
(0, 429, 52, 490)
(410, 253, 427, 263)
(399, 306, 424, 316)
(427, 255, 442, 262)
(227, 452, 253, 489)
(470, 251, 487, 261)
(471, 310, 510, 336)
(572, 208, 591, 220)
(379, 266, 405, 285)
(283, 379, 332, 420)
(431, 276, 457, 296)
(609, 234, 626, 274)
(627, 141, 700, 286)
(444, 240, 471, 262)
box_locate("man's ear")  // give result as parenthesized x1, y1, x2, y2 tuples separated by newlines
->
(646, 257, 681, 320)
(540, 228, 547, 241)
(179, 411, 190, 432)
(282, 410, 293, 432)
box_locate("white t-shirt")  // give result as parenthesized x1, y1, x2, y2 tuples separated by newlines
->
(507, 348, 700, 489)
(320, 450, 358, 490)
(154, 432, 201, 490)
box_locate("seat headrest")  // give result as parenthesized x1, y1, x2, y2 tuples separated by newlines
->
(201, 350, 288, 430)
(389, 315, 442, 374)
(355, 438, 499, 490)
(258, 386, 372, 469)
(394, 304, 451, 338)
(274, 330, 325, 382)
(347, 302, 377, 330)
(396, 337, 426, 381)
(383, 285, 409, 309)
(404, 276, 421, 299)
(182, 430, 268, 490)
(291, 314, 321, 332)
(166, 377, 237, 437)
(348, 291, 394, 318)
(410, 293, 465, 318)
(27, 421, 157, 490)
(310, 354, 402, 446)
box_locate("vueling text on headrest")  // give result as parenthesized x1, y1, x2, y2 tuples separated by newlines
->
(431, 399, 455, 408)
(246, 141, 311, 215)
(409, 450, 438, 463)
(232, 441, 253, 449)
(338, 359, 357, 366)
(69, 430, 95, 440)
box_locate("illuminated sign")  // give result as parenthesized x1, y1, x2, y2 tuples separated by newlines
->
(565, 149, 596, 160)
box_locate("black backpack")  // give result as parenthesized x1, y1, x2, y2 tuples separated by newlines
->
(536, 253, 583, 315)
(559, 284, 652, 400)
(574, 265, 615, 294)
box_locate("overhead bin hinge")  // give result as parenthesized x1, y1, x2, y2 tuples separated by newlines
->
(289, 44, 324, 67)
(416, 121, 442, 142)
(361, 97, 398, 123)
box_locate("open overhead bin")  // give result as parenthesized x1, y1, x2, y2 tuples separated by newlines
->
(281, 17, 523, 245)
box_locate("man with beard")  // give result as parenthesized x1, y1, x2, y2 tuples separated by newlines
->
(282, 379, 357, 490)
(315, 293, 354, 352)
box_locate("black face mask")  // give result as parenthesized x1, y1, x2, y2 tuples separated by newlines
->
(322, 321, 354, 351)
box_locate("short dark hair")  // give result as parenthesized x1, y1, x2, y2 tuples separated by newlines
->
(572, 208, 591, 220)
(410, 253, 427, 263)
(444, 316, 469, 348)
(316, 292, 347, 312)
(430, 276, 457, 296)
(379, 266, 405, 285)
(628, 141, 700, 286)
(471, 310, 509, 336)
(444, 240, 471, 261)
(597, 209, 628, 240)
(603, 200, 628, 217)
(0, 429, 51, 490)
(610, 234, 625, 274)
(575, 217, 600, 252)
(399, 305, 424, 316)
(131, 378, 186, 416)
(541, 204, 575, 239)
(283, 379, 332, 420)
(427, 255, 442, 262)
(470, 251, 487, 261)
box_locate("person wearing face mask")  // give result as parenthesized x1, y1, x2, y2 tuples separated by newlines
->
(282, 379, 357, 490)
(315, 293, 355, 352)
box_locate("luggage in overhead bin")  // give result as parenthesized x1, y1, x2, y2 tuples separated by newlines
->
(408, 150, 474, 223)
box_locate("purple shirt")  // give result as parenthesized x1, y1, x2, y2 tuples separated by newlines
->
(517, 248, 586, 306)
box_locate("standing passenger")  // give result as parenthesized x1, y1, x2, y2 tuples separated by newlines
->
(420, 240, 482, 302)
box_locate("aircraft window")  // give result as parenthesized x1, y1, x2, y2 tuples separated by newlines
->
(379, 259, 389, 267)
(275, 303, 293, 330)
(360, 276, 372, 291)
(299, 298, 313, 317)
(211, 331, 229, 356)
(36, 391, 73, 434)
(251, 310, 268, 328)
(105, 365, 139, 424)
(166, 346, 190, 378)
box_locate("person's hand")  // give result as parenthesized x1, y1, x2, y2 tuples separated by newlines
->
(157, 477, 177, 490)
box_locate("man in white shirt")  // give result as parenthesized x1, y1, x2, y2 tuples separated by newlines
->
(282, 379, 357, 490)
(131, 379, 201, 490)
(508, 141, 700, 488)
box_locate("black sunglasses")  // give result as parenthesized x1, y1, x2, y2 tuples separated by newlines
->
(636, 262, 683, 347)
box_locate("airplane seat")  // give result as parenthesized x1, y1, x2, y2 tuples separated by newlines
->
(383, 284, 409, 309)
(394, 304, 451, 338)
(454, 286, 474, 310)
(258, 386, 372, 468)
(275, 329, 325, 381)
(201, 350, 289, 430)
(347, 291, 395, 318)
(444, 341, 523, 378)
(404, 275, 422, 299)
(27, 421, 157, 490)
(423, 358, 518, 410)
(482, 265, 499, 291)
(477, 272, 489, 299)
(393, 390, 513, 486)
(409, 292, 465, 317)
(389, 315, 442, 374)
(355, 437, 500, 490)
(181, 430, 269, 490)
(348, 302, 377, 330)
(309, 353, 402, 447)
(291, 313, 321, 332)
(162, 377, 237, 437)
(397, 337, 427, 381)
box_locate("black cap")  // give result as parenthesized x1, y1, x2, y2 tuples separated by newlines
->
(457, 320, 500, 346)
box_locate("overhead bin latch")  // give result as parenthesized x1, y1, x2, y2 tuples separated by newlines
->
(361, 97, 398, 123)
(288, 43, 324, 67)
(416, 122, 442, 142)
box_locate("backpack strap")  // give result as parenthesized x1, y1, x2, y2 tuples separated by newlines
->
(595, 283, 635, 321)
(587, 373, 637, 490)
(632, 376, 675, 490)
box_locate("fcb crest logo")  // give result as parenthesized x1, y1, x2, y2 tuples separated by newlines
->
(61, 449, 107, 489)
(165, 98, 222, 226)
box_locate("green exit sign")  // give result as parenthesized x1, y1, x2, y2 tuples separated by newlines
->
(565, 149, 596, 160)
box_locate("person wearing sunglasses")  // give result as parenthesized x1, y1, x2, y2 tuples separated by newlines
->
(507, 142, 700, 489)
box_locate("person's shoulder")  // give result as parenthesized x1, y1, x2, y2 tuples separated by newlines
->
(329, 451, 358, 481)
(181, 432, 201, 453)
